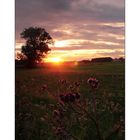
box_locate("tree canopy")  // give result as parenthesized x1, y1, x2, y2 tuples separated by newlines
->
(20, 27, 53, 67)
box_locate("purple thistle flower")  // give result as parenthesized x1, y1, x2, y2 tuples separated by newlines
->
(59, 92, 80, 103)
(87, 77, 99, 89)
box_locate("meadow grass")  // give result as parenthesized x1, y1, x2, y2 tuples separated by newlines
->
(16, 62, 125, 140)
(16, 62, 124, 95)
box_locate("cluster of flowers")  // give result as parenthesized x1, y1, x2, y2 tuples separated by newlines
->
(59, 92, 80, 103)
(87, 77, 99, 89)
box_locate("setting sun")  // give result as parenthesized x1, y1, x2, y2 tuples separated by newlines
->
(49, 57, 62, 63)
(44, 57, 63, 63)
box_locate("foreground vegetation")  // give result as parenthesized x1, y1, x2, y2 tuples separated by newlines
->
(16, 62, 125, 140)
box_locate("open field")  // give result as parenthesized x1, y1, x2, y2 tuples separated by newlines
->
(16, 62, 125, 96)
(16, 62, 125, 140)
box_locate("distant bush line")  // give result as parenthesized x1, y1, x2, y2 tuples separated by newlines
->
(15, 57, 125, 68)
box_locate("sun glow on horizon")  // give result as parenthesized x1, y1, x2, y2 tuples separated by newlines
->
(43, 57, 63, 63)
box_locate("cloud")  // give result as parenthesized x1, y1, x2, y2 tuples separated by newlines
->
(16, 0, 125, 59)
(16, 0, 124, 35)
(46, 49, 124, 61)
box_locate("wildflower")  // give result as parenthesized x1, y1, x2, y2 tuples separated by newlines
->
(87, 77, 99, 89)
(59, 92, 80, 103)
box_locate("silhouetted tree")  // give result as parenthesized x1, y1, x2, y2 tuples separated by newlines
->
(20, 27, 53, 67)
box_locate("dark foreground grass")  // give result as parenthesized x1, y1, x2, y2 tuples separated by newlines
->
(16, 62, 125, 140)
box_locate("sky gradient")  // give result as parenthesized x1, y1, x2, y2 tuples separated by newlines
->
(16, 0, 125, 61)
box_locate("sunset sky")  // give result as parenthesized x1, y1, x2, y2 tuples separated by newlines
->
(16, 0, 125, 61)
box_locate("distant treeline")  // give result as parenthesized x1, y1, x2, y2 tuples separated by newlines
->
(79, 57, 125, 63)
(91, 57, 112, 62)
(15, 57, 125, 67)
